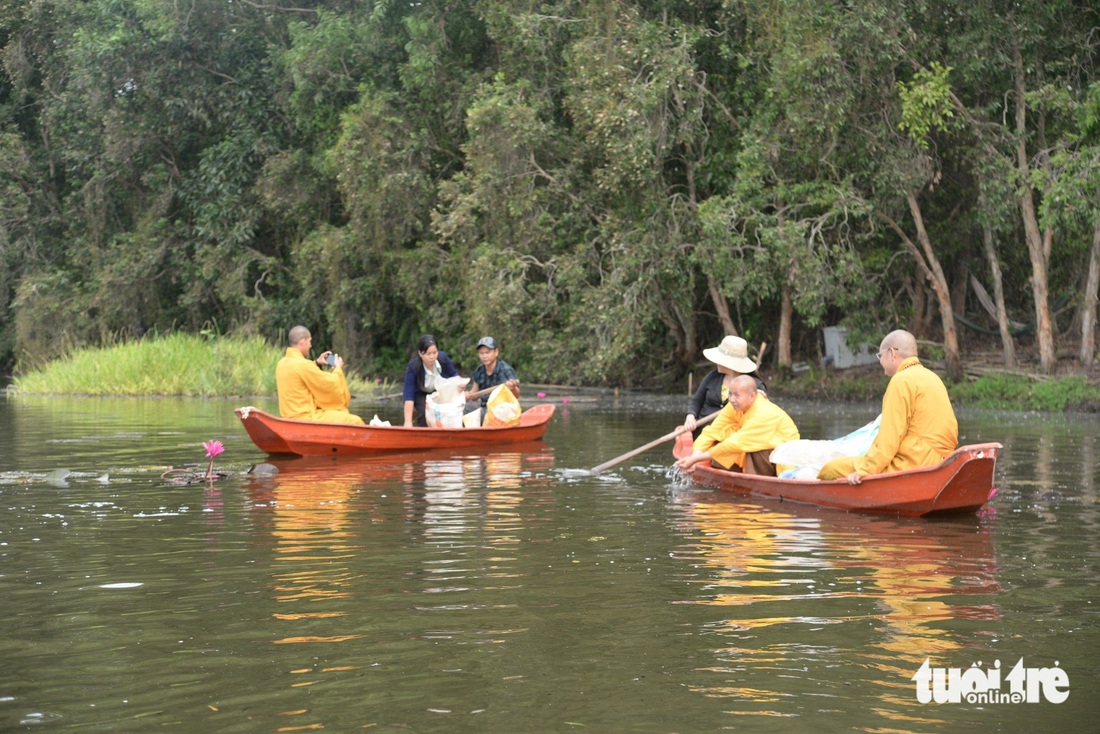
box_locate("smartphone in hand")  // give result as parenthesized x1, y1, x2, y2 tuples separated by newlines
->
(325, 353, 336, 367)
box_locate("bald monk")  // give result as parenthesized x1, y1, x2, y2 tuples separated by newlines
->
(676, 374, 800, 476)
(275, 325, 365, 425)
(818, 329, 957, 484)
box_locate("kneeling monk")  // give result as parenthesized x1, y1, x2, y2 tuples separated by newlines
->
(676, 374, 799, 476)
(275, 325, 365, 425)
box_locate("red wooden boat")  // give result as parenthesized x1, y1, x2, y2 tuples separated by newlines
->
(673, 433, 1001, 516)
(236, 404, 555, 456)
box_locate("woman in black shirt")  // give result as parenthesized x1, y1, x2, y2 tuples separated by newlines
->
(684, 336, 766, 439)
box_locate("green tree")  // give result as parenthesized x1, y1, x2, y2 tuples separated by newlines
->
(929, 0, 1098, 374)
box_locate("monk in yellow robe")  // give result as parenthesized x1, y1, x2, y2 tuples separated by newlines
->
(818, 329, 957, 483)
(676, 375, 800, 476)
(275, 325, 365, 425)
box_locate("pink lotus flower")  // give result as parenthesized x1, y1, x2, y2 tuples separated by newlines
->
(203, 440, 225, 480)
(537, 392, 546, 398)
(562, 397, 569, 404)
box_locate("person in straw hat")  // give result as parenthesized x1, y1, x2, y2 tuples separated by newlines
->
(683, 336, 767, 439)
(676, 373, 799, 476)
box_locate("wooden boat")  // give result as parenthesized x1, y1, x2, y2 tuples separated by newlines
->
(236, 404, 555, 456)
(673, 433, 1001, 516)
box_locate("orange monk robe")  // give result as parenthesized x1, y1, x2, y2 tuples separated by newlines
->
(275, 348, 365, 425)
(693, 395, 800, 471)
(818, 357, 957, 480)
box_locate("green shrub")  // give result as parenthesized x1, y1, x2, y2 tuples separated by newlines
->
(776, 367, 1100, 413)
(950, 374, 1100, 411)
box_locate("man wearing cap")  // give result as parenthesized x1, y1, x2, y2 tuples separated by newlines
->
(275, 325, 365, 425)
(817, 329, 957, 484)
(466, 336, 520, 415)
(676, 374, 799, 476)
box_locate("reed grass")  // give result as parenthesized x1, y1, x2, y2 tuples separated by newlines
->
(9, 333, 384, 397)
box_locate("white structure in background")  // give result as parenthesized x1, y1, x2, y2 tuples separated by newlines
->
(822, 326, 879, 369)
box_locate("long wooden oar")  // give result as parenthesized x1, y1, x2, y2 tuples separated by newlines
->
(378, 384, 508, 401)
(467, 382, 519, 400)
(588, 411, 719, 475)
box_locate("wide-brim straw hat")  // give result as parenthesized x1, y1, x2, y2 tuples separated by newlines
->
(702, 336, 757, 373)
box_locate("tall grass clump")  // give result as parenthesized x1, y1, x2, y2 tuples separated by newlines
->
(9, 333, 382, 397)
(950, 374, 1100, 411)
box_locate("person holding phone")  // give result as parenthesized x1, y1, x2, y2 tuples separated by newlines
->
(275, 325, 364, 425)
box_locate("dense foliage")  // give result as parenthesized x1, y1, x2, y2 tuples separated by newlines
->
(2, 1, 1097, 386)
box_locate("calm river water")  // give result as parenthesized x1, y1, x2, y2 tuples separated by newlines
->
(1, 392, 1097, 732)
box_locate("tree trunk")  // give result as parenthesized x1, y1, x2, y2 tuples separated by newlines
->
(682, 303, 698, 368)
(778, 282, 792, 368)
(1013, 43, 1055, 373)
(910, 272, 926, 336)
(659, 300, 695, 368)
(877, 192, 962, 381)
(978, 189, 1017, 368)
(951, 258, 969, 351)
(706, 273, 738, 337)
(1080, 215, 1100, 369)
(951, 259, 968, 318)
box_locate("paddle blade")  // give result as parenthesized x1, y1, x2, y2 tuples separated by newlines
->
(672, 431, 694, 461)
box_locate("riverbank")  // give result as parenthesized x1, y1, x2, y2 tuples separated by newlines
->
(7, 334, 1099, 412)
(774, 360, 1100, 412)
(6, 333, 388, 397)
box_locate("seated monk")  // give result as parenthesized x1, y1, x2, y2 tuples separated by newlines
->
(818, 329, 957, 484)
(275, 325, 365, 425)
(675, 374, 800, 476)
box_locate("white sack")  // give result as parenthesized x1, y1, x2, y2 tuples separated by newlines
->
(771, 415, 881, 472)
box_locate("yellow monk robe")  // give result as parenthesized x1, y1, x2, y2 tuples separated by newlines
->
(694, 394, 800, 471)
(818, 356, 957, 480)
(275, 348, 365, 425)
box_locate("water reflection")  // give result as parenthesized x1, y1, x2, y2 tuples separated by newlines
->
(243, 456, 384, 729)
(3, 396, 1098, 731)
(232, 446, 557, 728)
(671, 490, 1000, 717)
(251, 458, 368, 731)
(269, 479, 360, 626)
(397, 447, 557, 610)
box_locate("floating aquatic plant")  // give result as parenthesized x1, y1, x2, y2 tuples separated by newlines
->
(162, 440, 226, 484)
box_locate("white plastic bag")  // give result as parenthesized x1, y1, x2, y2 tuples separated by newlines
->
(433, 376, 470, 404)
(484, 385, 522, 427)
(369, 414, 392, 427)
(771, 415, 881, 472)
(426, 376, 470, 428)
(426, 394, 465, 428)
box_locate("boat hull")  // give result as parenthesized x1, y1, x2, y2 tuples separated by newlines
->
(236, 404, 555, 456)
(674, 433, 1000, 516)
